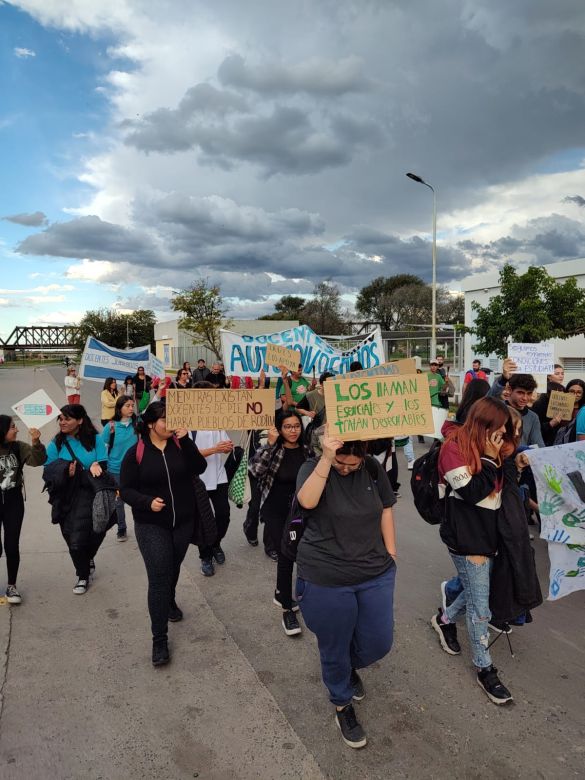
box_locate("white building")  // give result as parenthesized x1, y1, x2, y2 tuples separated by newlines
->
(154, 318, 299, 369)
(461, 258, 585, 380)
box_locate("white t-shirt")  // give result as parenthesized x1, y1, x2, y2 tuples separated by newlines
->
(64, 375, 80, 397)
(194, 430, 229, 491)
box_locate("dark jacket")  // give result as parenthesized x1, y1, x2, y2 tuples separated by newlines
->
(119, 435, 207, 529)
(0, 440, 47, 492)
(192, 367, 210, 383)
(207, 371, 228, 388)
(489, 460, 543, 621)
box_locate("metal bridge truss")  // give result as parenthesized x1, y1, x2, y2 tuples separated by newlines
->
(0, 325, 81, 351)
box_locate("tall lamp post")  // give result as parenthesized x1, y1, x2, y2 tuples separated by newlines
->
(406, 172, 437, 360)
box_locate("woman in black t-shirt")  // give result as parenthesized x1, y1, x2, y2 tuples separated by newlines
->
(249, 411, 310, 637)
(295, 428, 397, 750)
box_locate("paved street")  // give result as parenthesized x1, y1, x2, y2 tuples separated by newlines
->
(0, 368, 584, 779)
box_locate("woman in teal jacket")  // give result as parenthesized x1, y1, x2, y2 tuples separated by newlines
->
(101, 395, 139, 542)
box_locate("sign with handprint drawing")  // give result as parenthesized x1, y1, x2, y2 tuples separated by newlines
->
(526, 442, 585, 600)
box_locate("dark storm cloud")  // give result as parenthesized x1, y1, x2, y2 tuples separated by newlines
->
(217, 53, 371, 96)
(3, 211, 48, 227)
(563, 195, 585, 207)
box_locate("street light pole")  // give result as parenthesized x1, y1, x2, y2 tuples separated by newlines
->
(406, 172, 437, 360)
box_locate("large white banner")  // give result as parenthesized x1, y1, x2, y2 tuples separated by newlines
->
(80, 337, 162, 383)
(220, 325, 385, 378)
(526, 441, 585, 600)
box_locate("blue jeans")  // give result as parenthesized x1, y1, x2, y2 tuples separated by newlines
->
(396, 437, 414, 463)
(297, 566, 396, 706)
(110, 473, 126, 533)
(445, 553, 493, 669)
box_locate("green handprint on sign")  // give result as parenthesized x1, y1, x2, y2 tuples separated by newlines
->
(543, 464, 563, 494)
(575, 451, 585, 466)
(561, 508, 585, 528)
(539, 492, 564, 516)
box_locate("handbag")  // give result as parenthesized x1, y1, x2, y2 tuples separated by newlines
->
(228, 431, 252, 507)
(225, 431, 246, 483)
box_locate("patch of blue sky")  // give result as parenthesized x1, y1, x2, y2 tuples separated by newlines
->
(534, 147, 585, 175)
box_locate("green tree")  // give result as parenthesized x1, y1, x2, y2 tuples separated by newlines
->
(301, 282, 346, 334)
(355, 274, 425, 328)
(472, 265, 585, 357)
(171, 280, 231, 359)
(259, 295, 307, 321)
(77, 308, 156, 350)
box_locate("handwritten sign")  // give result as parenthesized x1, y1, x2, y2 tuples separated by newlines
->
(265, 343, 302, 372)
(508, 342, 554, 375)
(166, 388, 274, 431)
(546, 391, 575, 421)
(11, 389, 60, 429)
(348, 358, 417, 379)
(323, 373, 433, 441)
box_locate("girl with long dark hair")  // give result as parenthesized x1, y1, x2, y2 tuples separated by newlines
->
(44, 404, 110, 594)
(431, 397, 516, 705)
(119, 402, 207, 666)
(100, 377, 118, 426)
(133, 366, 152, 414)
(101, 395, 139, 541)
(0, 416, 47, 604)
(249, 410, 311, 637)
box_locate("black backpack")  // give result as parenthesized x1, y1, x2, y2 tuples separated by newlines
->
(553, 419, 577, 446)
(410, 440, 447, 525)
(281, 456, 380, 561)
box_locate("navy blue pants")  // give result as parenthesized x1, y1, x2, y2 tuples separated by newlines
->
(297, 565, 396, 706)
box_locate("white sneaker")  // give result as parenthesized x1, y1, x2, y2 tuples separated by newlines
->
(6, 585, 22, 604)
(407, 460, 415, 470)
(73, 579, 89, 595)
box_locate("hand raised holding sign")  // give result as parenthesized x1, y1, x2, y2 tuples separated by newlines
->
(501, 357, 518, 380)
(321, 425, 344, 463)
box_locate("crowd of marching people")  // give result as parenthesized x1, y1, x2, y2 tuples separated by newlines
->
(1, 353, 584, 749)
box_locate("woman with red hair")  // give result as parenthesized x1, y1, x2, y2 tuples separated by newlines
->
(431, 397, 515, 705)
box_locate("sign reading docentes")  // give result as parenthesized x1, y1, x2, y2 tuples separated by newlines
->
(348, 358, 416, 379)
(324, 373, 433, 440)
(546, 390, 575, 421)
(265, 343, 302, 372)
(166, 389, 274, 431)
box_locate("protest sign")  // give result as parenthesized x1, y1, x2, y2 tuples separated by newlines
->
(80, 337, 151, 383)
(349, 358, 416, 379)
(546, 390, 575, 421)
(220, 325, 385, 378)
(323, 373, 433, 440)
(12, 389, 60, 429)
(149, 353, 165, 380)
(507, 342, 554, 375)
(166, 388, 274, 431)
(526, 441, 585, 600)
(265, 343, 302, 372)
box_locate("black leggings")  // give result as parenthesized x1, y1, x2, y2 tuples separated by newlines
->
(198, 483, 230, 560)
(0, 488, 25, 584)
(60, 526, 106, 580)
(135, 520, 193, 641)
(264, 511, 295, 610)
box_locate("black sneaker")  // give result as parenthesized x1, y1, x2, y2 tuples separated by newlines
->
(273, 590, 299, 612)
(489, 620, 512, 635)
(282, 610, 302, 636)
(212, 546, 226, 565)
(477, 666, 513, 705)
(431, 608, 461, 655)
(89, 558, 95, 575)
(117, 530, 128, 542)
(265, 549, 278, 562)
(350, 669, 365, 701)
(243, 519, 259, 546)
(168, 601, 183, 622)
(335, 704, 367, 749)
(200, 559, 215, 577)
(152, 638, 170, 667)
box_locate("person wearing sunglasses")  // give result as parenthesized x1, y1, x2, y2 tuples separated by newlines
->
(132, 366, 152, 414)
(249, 410, 312, 637)
(294, 428, 397, 749)
(172, 368, 193, 389)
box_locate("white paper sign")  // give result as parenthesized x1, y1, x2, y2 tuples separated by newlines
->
(11, 389, 60, 429)
(507, 341, 554, 375)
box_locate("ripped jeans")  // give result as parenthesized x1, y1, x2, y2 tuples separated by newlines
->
(445, 553, 493, 669)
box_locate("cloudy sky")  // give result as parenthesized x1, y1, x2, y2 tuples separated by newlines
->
(1, 0, 585, 338)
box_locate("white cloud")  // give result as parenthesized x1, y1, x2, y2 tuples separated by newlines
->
(14, 47, 36, 58)
(64, 258, 117, 282)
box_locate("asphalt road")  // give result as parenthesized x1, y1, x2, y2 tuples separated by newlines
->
(0, 367, 584, 779)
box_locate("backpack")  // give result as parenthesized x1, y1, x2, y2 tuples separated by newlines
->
(553, 419, 577, 446)
(281, 455, 381, 561)
(410, 440, 447, 525)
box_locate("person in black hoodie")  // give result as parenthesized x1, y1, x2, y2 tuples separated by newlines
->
(120, 402, 207, 666)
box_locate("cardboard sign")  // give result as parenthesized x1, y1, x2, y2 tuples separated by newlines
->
(166, 388, 274, 431)
(323, 373, 433, 440)
(508, 342, 554, 375)
(265, 343, 302, 372)
(11, 389, 60, 429)
(348, 358, 417, 379)
(546, 390, 575, 421)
